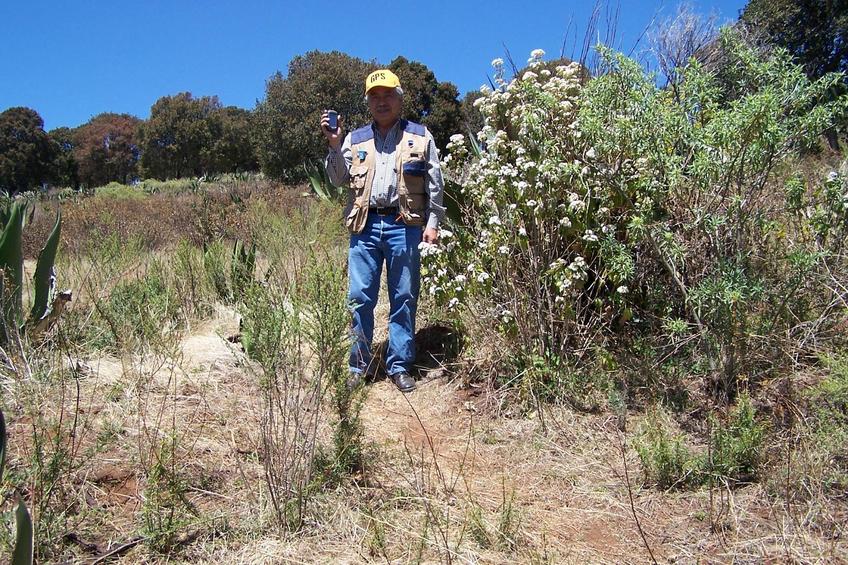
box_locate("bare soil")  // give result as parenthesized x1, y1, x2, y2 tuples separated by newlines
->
(8, 302, 845, 564)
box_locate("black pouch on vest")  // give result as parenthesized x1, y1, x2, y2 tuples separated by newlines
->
(402, 160, 427, 194)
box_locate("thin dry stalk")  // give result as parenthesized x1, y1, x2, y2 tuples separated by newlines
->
(616, 426, 658, 564)
(398, 395, 476, 564)
(260, 352, 323, 531)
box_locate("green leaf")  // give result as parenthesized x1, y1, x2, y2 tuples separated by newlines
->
(0, 205, 11, 230)
(28, 210, 61, 323)
(467, 124, 482, 158)
(304, 160, 343, 201)
(12, 495, 33, 565)
(231, 239, 256, 303)
(0, 201, 26, 329)
(305, 161, 330, 200)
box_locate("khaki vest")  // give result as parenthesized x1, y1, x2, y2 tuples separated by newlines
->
(344, 120, 429, 234)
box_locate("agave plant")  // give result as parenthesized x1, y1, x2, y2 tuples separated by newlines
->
(0, 200, 67, 345)
(304, 160, 343, 201)
(230, 239, 256, 303)
(0, 409, 34, 565)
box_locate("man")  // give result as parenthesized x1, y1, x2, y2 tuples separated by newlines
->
(321, 69, 444, 393)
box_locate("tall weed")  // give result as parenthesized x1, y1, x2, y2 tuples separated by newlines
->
(635, 408, 697, 489)
(636, 395, 766, 489)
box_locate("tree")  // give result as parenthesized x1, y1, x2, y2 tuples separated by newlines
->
(425, 82, 462, 150)
(741, 0, 848, 146)
(253, 51, 377, 180)
(73, 113, 141, 187)
(206, 106, 258, 174)
(389, 57, 437, 122)
(388, 56, 462, 149)
(138, 93, 221, 179)
(0, 107, 57, 194)
(48, 126, 80, 189)
(741, 0, 848, 80)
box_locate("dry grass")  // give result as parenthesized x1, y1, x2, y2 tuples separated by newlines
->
(5, 311, 847, 563)
(22, 179, 307, 259)
(26, 318, 843, 563)
(2, 184, 846, 564)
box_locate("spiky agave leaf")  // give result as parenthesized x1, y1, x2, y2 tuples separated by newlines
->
(0, 201, 26, 337)
(27, 210, 61, 325)
(12, 495, 33, 565)
(305, 160, 344, 201)
(305, 161, 331, 200)
(467, 124, 483, 158)
(231, 239, 257, 303)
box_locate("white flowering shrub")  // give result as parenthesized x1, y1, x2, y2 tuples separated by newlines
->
(428, 49, 642, 404)
(425, 30, 847, 403)
(443, 51, 652, 327)
(803, 169, 848, 244)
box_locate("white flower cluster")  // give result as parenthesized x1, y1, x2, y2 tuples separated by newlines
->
(430, 48, 639, 320)
(528, 48, 545, 66)
(418, 241, 442, 258)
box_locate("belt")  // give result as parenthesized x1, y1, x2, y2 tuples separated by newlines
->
(371, 206, 399, 216)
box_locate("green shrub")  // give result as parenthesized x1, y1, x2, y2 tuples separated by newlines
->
(796, 355, 848, 495)
(138, 178, 198, 195)
(300, 252, 362, 475)
(141, 437, 195, 553)
(93, 181, 147, 200)
(171, 239, 215, 320)
(230, 239, 256, 304)
(635, 409, 698, 489)
(434, 30, 846, 404)
(706, 393, 766, 484)
(637, 395, 766, 489)
(241, 279, 319, 530)
(513, 352, 612, 411)
(240, 282, 291, 371)
(94, 263, 181, 350)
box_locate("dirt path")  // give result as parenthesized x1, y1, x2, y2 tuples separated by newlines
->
(359, 374, 645, 563)
(351, 303, 841, 564)
(60, 302, 844, 564)
(352, 297, 641, 562)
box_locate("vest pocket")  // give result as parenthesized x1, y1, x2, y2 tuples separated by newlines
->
(349, 165, 369, 193)
(399, 192, 427, 226)
(402, 159, 427, 194)
(346, 202, 368, 234)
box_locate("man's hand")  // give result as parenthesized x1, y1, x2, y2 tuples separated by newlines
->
(423, 227, 439, 244)
(320, 110, 344, 150)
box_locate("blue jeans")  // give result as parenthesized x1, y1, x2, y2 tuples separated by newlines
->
(348, 211, 422, 376)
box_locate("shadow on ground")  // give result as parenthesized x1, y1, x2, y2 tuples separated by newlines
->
(369, 323, 464, 380)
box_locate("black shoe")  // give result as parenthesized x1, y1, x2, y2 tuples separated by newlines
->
(391, 372, 416, 393)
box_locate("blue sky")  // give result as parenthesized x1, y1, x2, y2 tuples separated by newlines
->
(1, 1, 747, 131)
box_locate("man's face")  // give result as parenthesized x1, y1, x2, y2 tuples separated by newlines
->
(367, 86, 402, 128)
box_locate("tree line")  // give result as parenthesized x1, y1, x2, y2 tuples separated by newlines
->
(0, 51, 482, 194)
(1, 0, 845, 194)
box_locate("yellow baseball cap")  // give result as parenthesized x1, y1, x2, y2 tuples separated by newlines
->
(365, 69, 401, 94)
